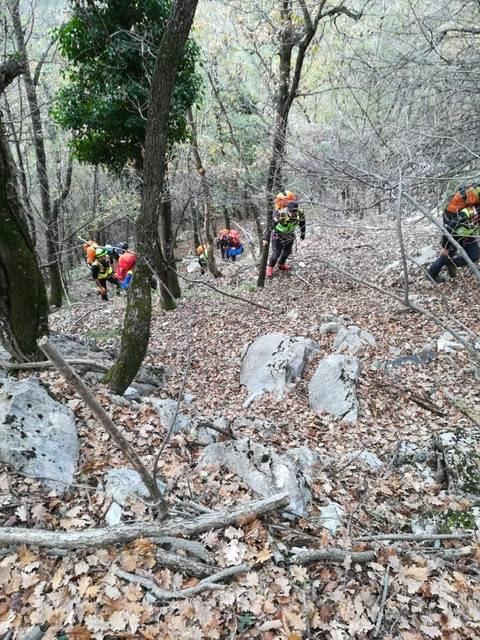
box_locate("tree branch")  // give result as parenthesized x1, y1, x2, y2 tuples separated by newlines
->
(37, 337, 165, 512)
(0, 492, 289, 549)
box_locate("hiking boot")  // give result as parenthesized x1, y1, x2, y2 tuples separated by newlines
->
(278, 263, 291, 271)
(266, 266, 274, 278)
(430, 273, 446, 283)
(447, 265, 457, 279)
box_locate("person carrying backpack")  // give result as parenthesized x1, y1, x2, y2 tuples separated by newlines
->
(196, 245, 208, 274)
(264, 192, 306, 278)
(226, 229, 244, 262)
(428, 183, 480, 282)
(217, 229, 230, 260)
(114, 242, 137, 289)
(91, 247, 119, 300)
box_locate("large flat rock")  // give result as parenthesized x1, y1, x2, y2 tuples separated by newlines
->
(0, 378, 78, 491)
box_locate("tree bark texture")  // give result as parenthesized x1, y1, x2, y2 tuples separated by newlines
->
(107, 0, 199, 395)
(0, 60, 49, 360)
(9, 0, 65, 307)
(160, 180, 182, 298)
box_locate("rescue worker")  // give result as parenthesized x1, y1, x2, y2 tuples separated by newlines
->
(217, 229, 230, 260)
(83, 240, 99, 268)
(91, 247, 119, 300)
(114, 242, 137, 289)
(225, 229, 244, 262)
(196, 245, 208, 274)
(264, 192, 306, 277)
(428, 186, 480, 282)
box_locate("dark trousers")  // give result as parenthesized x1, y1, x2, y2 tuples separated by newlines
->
(428, 241, 480, 278)
(269, 236, 294, 267)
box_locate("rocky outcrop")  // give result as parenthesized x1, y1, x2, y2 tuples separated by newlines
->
(0, 378, 78, 492)
(197, 438, 320, 516)
(240, 333, 318, 406)
(308, 354, 360, 423)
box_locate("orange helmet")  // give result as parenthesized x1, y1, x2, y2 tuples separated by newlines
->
(275, 190, 297, 210)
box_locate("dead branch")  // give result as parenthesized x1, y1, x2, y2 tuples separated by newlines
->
(171, 267, 271, 311)
(196, 419, 235, 439)
(157, 536, 212, 563)
(289, 548, 376, 565)
(373, 566, 390, 637)
(155, 547, 213, 578)
(288, 544, 474, 567)
(355, 532, 473, 542)
(0, 358, 109, 372)
(0, 492, 289, 549)
(37, 337, 165, 511)
(114, 563, 250, 601)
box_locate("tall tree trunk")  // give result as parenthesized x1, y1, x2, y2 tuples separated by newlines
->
(257, 0, 364, 287)
(187, 108, 222, 278)
(3, 95, 36, 243)
(0, 59, 49, 360)
(106, 0, 199, 395)
(160, 179, 181, 298)
(191, 200, 200, 250)
(9, 0, 63, 306)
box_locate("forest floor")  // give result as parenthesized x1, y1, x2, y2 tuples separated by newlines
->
(1, 212, 480, 640)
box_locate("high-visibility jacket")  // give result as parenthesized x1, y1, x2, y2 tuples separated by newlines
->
(91, 259, 113, 280)
(445, 184, 480, 213)
(442, 205, 480, 249)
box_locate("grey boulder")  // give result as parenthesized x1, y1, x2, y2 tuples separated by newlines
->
(143, 397, 191, 433)
(309, 354, 360, 423)
(197, 438, 315, 516)
(240, 333, 318, 406)
(0, 378, 78, 491)
(333, 325, 376, 354)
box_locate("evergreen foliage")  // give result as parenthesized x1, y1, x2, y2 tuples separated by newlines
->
(52, 0, 202, 173)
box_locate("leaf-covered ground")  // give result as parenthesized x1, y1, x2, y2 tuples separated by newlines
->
(1, 213, 479, 639)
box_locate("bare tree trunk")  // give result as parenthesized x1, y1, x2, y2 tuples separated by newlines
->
(8, 0, 64, 307)
(257, 0, 364, 287)
(106, 0, 199, 395)
(0, 59, 49, 360)
(187, 108, 222, 277)
(160, 179, 181, 298)
(191, 200, 201, 250)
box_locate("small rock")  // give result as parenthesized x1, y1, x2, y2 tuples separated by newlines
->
(437, 331, 464, 353)
(104, 467, 165, 506)
(317, 502, 344, 535)
(105, 501, 123, 526)
(318, 321, 343, 335)
(197, 438, 311, 516)
(143, 397, 191, 433)
(333, 325, 376, 354)
(346, 449, 383, 470)
(123, 386, 141, 402)
(187, 260, 201, 273)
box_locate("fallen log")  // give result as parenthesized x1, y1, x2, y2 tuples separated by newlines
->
(0, 492, 289, 550)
